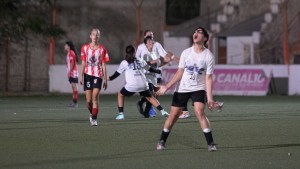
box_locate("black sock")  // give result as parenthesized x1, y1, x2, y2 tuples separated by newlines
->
(204, 131, 214, 145)
(156, 105, 163, 111)
(160, 131, 170, 143)
(144, 101, 152, 114)
(118, 107, 123, 113)
(140, 97, 147, 103)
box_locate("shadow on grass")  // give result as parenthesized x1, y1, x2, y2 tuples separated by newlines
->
(219, 143, 300, 151)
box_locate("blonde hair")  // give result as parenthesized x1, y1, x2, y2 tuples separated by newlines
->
(91, 28, 101, 39)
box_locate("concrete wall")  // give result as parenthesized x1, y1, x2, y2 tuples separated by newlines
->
(227, 36, 254, 64)
(49, 64, 299, 95)
(0, 0, 166, 92)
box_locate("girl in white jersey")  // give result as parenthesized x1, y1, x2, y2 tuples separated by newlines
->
(156, 27, 217, 152)
(80, 28, 110, 126)
(136, 30, 178, 118)
(65, 41, 79, 107)
(107, 45, 169, 120)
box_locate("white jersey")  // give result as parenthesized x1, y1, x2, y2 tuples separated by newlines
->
(176, 47, 214, 93)
(117, 59, 149, 92)
(136, 41, 167, 86)
(152, 42, 166, 81)
(141, 50, 161, 86)
(135, 41, 167, 60)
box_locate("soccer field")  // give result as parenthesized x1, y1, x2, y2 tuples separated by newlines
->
(0, 94, 299, 169)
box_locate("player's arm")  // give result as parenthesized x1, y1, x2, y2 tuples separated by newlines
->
(102, 61, 108, 90)
(206, 74, 214, 110)
(69, 59, 74, 77)
(157, 68, 184, 95)
(80, 60, 85, 85)
(165, 68, 184, 89)
(80, 46, 86, 85)
(108, 71, 120, 81)
(160, 52, 172, 66)
(148, 67, 161, 74)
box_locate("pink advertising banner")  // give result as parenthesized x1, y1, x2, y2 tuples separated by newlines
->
(213, 69, 271, 95)
(162, 68, 272, 96)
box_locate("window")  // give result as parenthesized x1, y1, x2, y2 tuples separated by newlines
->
(166, 0, 200, 25)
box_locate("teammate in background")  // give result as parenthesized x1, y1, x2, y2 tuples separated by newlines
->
(107, 45, 169, 120)
(79, 28, 109, 126)
(156, 27, 217, 152)
(140, 36, 166, 118)
(65, 41, 79, 107)
(136, 30, 176, 117)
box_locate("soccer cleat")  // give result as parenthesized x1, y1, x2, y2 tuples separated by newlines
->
(89, 115, 93, 124)
(91, 119, 98, 126)
(115, 113, 124, 120)
(160, 110, 169, 118)
(136, 100, 144, 116)
(208, 144, 217, 152)
(156, 140, 166, 150)
(68, 102, 78, 108)
(179, 111, 190, 119)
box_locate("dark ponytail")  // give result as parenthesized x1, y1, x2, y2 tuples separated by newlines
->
(66, 41, 79, 62)
(125, 45, 136, 64)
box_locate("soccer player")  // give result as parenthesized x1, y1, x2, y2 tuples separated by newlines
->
(107, 45, 169, 120)
(135, 30, 176, 117)
(65, 41, 79, 107)
(79, 28, 109, 126)
(139, 36, 165, 118)
(156, 27, 217, 152)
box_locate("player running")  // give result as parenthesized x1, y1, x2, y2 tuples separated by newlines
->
(107, 45, 169, 120)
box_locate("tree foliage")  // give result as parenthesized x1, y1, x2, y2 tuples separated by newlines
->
(0, 0, 65, 42)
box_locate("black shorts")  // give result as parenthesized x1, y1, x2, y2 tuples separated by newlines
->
(171, 90, 207, 107)
(148, 83, 159, 92)
(69, 77, 78, 84)
(157, 78, 162, 84)
(83, 74, 103, 91)
(120, 87, 152, 97)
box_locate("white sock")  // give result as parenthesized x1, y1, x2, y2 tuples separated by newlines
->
(203, 128, 211, 133)
(163, 128, 169, 132)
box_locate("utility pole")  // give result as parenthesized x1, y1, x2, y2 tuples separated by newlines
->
(49, 0, 56, 65)
(282, 0, 289, 66)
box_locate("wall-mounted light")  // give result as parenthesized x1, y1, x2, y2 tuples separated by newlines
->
(217, 14, 228, 23)
(223, 5, 234, 15)
(270, 3, 279, 14)
(264, 12, 273, 23)
(211, 23, 221, 33)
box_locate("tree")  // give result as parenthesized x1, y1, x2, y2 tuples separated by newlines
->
(131, 0, 144, 47)
(0, 0, 64, 91)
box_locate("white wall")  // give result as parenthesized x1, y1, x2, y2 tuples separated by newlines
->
(49, 65, 300, 95)
(289, 65, 300, 95)
(227, 36, 254, 64)
(49, 65, 125, 94)
(163, 31, 190, 57)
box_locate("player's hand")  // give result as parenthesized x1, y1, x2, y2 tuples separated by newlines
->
(103, 80, 108, 90)
(79, 78, 83, 85)
(157, 85, 167, 96)
(207, 100, 214, 111)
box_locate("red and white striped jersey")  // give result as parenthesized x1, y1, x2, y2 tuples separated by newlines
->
(66, 50, 78, 78)
(81, 44, 110, 78)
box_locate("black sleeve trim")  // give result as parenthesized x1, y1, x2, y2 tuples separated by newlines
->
(109, 71, 120, 80)
(148, 67, 161, 74)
